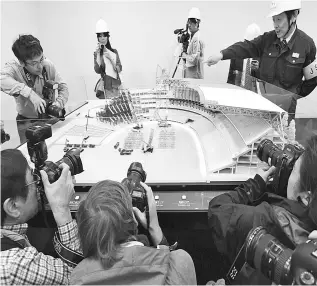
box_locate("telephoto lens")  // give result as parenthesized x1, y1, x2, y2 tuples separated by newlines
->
(256, 139, 284, 167)
(245, 226, 293, 285)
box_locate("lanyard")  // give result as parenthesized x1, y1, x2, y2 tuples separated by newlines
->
(23, 67, 48, 88)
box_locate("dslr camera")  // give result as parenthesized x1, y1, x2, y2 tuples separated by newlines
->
(242, 226, 317, 285)
(121, 162, 148, 212)
(41, 80, 66, 119)
(25, 123, 84, 203)
(257, 139, 304, 197)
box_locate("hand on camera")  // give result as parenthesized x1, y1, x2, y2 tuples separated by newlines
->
(257, 164, 276, 183)
(204, 52, 223, 66)
(40, 163, 74, 225)
(29, 91, 46, 114)
(133, 182, 163, 246)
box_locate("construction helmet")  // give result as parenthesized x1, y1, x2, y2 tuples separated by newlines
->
(188, 7, 201, 20)
(96, 19, 109, 33)
(267, 0, 301, 17)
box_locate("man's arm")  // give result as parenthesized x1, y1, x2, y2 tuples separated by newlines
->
(209, 174, 268, 209)
(221, 35, 265, 60)
(0, 238, 80, 285)
(0, 62, 33, 98)
(300, 42, 317, 97)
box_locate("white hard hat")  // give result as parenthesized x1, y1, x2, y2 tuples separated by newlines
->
(267, 0, 301, 18)
(96, 19, 109, 33)
(188, 7, 201, 20)
(244, 23, 261, 41)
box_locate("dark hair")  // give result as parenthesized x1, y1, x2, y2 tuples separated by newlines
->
(76, 180, 137, 268)
(12, 34, 43, 63)
(96, 33, 115, 53)
(285, 9, 300, 24)
(188, 18, 201, 28)
(1, 149, 29, 225)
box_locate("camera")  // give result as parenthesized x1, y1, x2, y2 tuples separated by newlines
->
(174, 27, 190, 53)
(25, 123, 84, 202)
(121, 162, 148, 212)
(257, 139, 304, 197)
(245, 226, 317, 285)
(41, 80, 66, 119)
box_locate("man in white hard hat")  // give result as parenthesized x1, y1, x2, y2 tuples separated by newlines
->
(205, 0, 317, 123)
(182, 7, 205, 79)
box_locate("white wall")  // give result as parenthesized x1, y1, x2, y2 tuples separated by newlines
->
(1, 0, 317, 122)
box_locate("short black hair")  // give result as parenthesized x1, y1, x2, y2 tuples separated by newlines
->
(12, 34, 43, 63)
(1, 149, 29, 225)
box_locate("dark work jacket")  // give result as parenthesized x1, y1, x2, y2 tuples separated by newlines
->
(221, 29, 317, 98)
(208, 174, 315, 266)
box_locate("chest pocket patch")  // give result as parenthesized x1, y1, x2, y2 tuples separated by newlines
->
(282, 55, 305, 87)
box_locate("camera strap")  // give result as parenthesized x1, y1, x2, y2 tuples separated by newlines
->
(53, 232, 84, 267)
(225, 243, 247, 285)
(23, 67, 48, 88)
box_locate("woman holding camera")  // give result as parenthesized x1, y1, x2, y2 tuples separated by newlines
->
(94, 19, 122, 99)
(70, 180, 196, 285)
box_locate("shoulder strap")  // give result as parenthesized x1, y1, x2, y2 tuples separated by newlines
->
(1, 236, 24, 251)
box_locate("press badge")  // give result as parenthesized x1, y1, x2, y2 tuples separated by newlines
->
(303, 60, 317, 80)
(292, 52, 299, 58)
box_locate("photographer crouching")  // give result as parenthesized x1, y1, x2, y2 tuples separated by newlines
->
(0, 34, 68, 144)
(70, 179, 197, 285)
(0, 149, 82, 285)
(208, 135, 317, 285)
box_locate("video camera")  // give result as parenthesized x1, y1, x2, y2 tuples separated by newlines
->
(174, 26, 190, 53)
(25, 123, 84, 203)
(41, 80, 66, 119)
(229, 226, 317, 285)
(257, 139, 304, 197)
(121, 162, 148, 212)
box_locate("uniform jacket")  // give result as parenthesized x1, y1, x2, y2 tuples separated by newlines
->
(221, 28, 317, 98)
(70, 244, 196, 285)
(185, 30, 205, 79)
(0, 58, 69, 118)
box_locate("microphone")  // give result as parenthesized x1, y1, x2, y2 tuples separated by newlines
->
(174, 28, 185, 34)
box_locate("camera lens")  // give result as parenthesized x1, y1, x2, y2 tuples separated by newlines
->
(245, 227, 293, 285)
(46, 104, 65, 119)
(59, 148, 84, 176)
(127, 162, 147, 183)
(257, 139, 283, 166)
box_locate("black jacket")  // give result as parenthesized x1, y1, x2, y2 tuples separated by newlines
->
(208, 174, 315, 265)
(221, 29, 317, 98)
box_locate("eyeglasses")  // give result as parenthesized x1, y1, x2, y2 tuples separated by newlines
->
(24, 169, 41, 188)
(25, 55, 45, 67)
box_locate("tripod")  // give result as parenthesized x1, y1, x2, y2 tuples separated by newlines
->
(172, 49, 187, 78)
